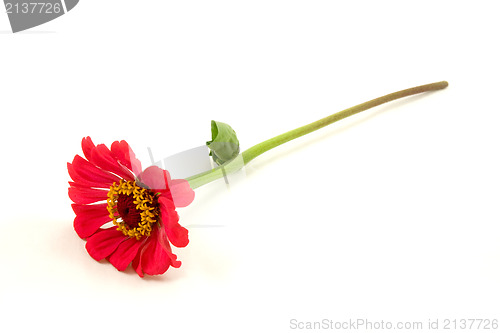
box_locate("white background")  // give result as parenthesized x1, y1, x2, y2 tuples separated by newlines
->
(1, 1, 499, 332)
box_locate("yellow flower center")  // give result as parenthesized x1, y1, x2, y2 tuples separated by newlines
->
(107, 180, 159, 240)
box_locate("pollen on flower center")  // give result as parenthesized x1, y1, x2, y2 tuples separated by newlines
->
(107, 180, 159, 240)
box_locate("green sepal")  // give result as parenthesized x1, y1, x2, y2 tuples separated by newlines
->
(206, 120, 240, 165)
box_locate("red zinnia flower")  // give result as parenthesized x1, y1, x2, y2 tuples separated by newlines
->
(68, 137, 195, 277)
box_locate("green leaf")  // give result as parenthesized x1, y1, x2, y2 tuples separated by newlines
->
(206, 120, 240, 165)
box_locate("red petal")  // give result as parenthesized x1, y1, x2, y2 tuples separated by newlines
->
(74, 215, 111, 239)
(168, 251, 181, 269)
(108, 237, 144, 271)
(131, 256, 145, 277)
(69, 155, 120, 187)
(85, 228, 126, 261)
(166, 223, 189, 248)
(68, 163, 95, 188)
(73, 204, 112, 238)
(81, 137, 96, 161)
(159, 196, 189, 248)
(137, 166, 172, 190)
(137, 166, 194, 207)
(68, 186, 108, 204)
(158, 196, 174, 217)
(111, 140, 142, 176)
(72, 203, 109, 216)
(90, 144, 135, 181)
(68, 181, 91, 188)
(132, 229, 181, 277)
(169, 179, 195, 207)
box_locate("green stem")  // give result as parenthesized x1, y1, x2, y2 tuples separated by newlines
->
(186, 81, 448, 189)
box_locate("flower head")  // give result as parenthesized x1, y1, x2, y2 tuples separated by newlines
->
(68, 137, 194, 277)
